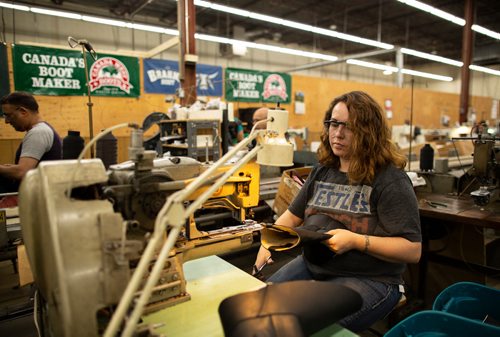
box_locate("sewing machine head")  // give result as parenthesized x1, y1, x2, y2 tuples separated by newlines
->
(468, 134, 500, 206)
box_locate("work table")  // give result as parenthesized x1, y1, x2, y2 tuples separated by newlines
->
(416, 191, 500, 230)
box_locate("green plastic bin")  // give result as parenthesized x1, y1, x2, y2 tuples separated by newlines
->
(384, 310, 500, 337)
(432, 281, 500, 328)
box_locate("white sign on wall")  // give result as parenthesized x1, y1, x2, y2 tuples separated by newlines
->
(491, 99, 498, 119)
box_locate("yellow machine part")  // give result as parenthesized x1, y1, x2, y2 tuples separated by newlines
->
(185, 161, 261, 209)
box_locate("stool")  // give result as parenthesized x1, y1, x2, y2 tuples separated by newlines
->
(365, 293, 407, 337)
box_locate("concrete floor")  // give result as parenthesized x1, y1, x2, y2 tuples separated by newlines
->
(0, 260, 37, 337)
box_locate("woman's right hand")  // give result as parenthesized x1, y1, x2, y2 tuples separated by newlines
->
(252, 245, 273, 276)
(252, 210, 302, 276)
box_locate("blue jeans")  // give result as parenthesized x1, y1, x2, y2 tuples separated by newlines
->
(267, 255, 402, 332)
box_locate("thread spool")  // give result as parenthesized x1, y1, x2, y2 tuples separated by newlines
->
(420, 143, 434, 172)
(62, 130, 84, 159)
(434, 158, 449, 174)
(96, 131, 117, 169)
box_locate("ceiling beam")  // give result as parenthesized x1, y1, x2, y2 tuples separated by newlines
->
(143, 36, 180, 58)
(130, 0, 156, 19)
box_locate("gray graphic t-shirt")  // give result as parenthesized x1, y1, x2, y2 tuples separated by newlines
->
(289, 164, 421, 284)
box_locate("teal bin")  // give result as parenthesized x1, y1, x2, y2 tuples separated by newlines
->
(384, 310, 500, 337)
(432, 281, 500, 329)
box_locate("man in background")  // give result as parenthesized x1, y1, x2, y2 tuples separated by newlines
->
(252, 107, 268, 130)
(228, 117, 245, 145)
(0, 91, 62, 193)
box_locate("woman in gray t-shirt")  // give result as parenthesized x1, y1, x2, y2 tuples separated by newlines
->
(254, 91, 422, 332)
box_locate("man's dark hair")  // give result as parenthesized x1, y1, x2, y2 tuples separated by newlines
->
(0, 91, 39, 111)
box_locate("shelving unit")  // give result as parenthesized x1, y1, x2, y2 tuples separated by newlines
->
(157, 119, 221, 162)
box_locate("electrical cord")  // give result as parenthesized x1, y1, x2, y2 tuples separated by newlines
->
(33, 289, 41, 337)
(451, 138, 469, 177)
(1, 9, 6, 43)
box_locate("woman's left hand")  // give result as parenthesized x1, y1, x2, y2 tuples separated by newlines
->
(324, 229, 422, 263)
(323, 229, 363, 254)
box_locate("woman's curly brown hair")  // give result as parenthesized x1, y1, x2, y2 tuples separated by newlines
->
(317, 91, 406, 184)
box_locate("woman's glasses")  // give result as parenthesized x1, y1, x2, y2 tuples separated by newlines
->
(324, 118, 351, 131)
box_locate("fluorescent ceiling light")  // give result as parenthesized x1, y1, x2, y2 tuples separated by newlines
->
(275, 20, 313, 32)
(311, 26, 394, 49)
(196, 34, 338, 62)
(126, 23, 178, 35)
(469, 65, 500, 77)
(347, 59, 453, 82)
(346, 59, 398, 72)
(205, 2, 250, 18)
(399, 0, 500, 41)
(397, 0, 465, 26)
(30, 7, 82, 19)
(82, 15, 128, 27)
(0, 1, 29, 11)
(2, 1, 499, 77)
(472, 24, 500, 41)
(401, 48, 463, 67)
(0, 2, 336, 62)
(401, 69, 453, 82)
(195, 0, 394, 50)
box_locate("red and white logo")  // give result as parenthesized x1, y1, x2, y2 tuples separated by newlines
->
(89, 57, 132, 93)
(262, 74, 288, 100)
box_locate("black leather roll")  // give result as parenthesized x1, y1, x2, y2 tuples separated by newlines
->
(218, 280, 363, 337)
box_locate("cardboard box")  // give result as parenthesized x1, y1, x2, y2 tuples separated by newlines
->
(18, 245, 34, 286)
(273, 166, 312, 217)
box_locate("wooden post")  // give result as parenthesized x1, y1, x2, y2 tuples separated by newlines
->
(459, 0, 474, 124)
(177, 0, 197, 107)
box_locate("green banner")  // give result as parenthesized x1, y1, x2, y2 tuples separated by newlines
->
(12, 45, 140, 97)
(225, 68, 291, 103)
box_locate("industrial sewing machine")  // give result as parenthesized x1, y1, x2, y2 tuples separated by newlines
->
(461, 133, 500, 206)
(415, 128, 500, 207)
(19, 133, 263, 337)
(19, 109, 293, 337)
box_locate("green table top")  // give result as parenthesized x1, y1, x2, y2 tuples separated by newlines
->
(143, 255, 358, 337)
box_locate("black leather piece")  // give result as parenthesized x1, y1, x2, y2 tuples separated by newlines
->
(229, 315, 304, 337)
(218, 280, 363, 337)
(261, 224, 332, 251)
